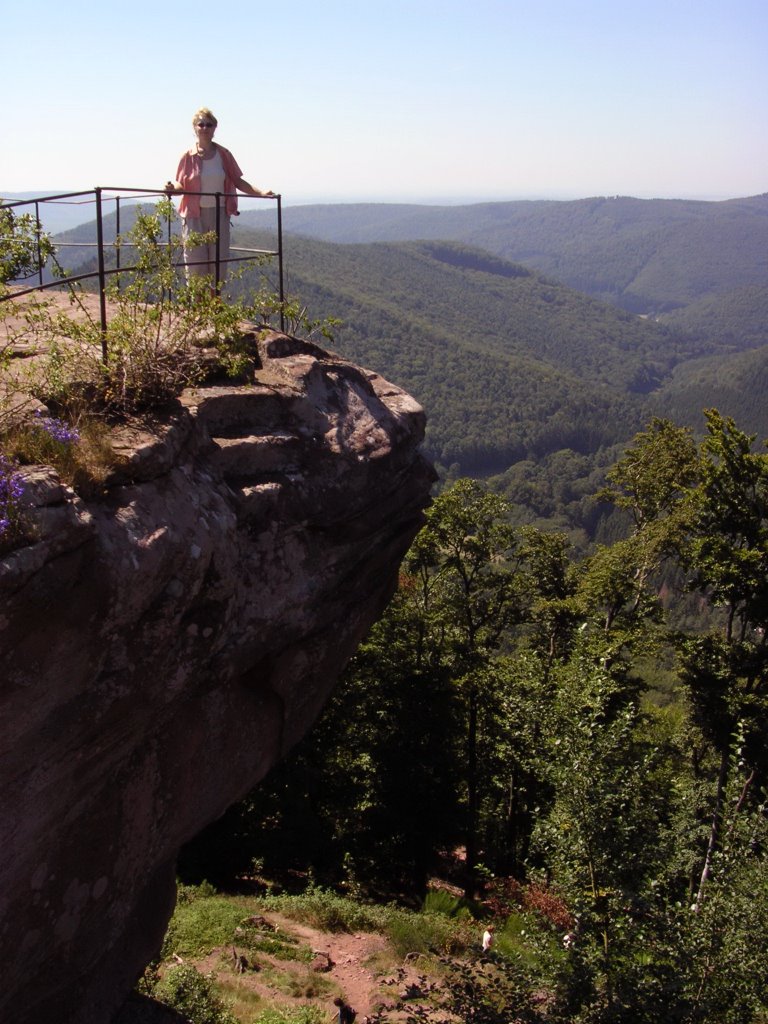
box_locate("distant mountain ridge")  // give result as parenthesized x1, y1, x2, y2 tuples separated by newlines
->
(239, 193, 768, 319)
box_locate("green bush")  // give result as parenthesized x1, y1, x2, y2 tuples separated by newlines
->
(433, 956, 541, 1024)
(23, 200, 265, 417)
(0, 203, 54, 288)
(385, 907, 472, 958)
(154, 964, 238, 1024)
(176, 880, 219, 905)
(422, 888, 474, 919)
(385, 911, 444, 958)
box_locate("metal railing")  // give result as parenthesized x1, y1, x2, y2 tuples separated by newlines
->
(0, 186, 285, 343)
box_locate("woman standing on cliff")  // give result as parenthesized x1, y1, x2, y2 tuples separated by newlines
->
(166, 107, 275, 289)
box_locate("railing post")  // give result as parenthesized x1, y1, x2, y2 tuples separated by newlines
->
(277, 193, 285, 333)
(34, 200, 44, 289)
(214, 193, 222, 292)
(94, 187, 108, 360)
(115, 195, 121, 292)
(166, 199, 173, 302)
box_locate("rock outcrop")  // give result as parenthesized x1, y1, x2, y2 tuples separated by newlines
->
(0, 332, 434, 1024)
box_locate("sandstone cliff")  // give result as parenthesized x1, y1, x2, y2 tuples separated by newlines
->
(0, 332, 434, 1024)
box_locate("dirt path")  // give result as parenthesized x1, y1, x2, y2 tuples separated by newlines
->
(189, 911, 421, 1022)
(279, 916, 393, 1017)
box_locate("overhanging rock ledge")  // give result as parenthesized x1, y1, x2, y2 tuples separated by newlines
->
(0, 331, 435, 1024)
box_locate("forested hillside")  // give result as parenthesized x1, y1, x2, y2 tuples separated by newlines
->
(239, 193, 768, 319)
(233, 230, 710, 475)
(657, 283, 768, 353)
(651, 342, 768, 437)
(231, 226, 766, 535)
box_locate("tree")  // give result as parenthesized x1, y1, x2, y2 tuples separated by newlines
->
(684, 410, 768, 648)
(600, 417, 699, 532)
(676, 410, 768, 911)
(301, 584, 464, 894)
(588, 417, 699, 636)
(518, 527, 581, 668)
(405, 479, 524, 893)
(0, 202, 53, 290)
(178, 580, 464, 895)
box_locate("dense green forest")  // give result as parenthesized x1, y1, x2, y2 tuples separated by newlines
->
(239, 194, 768, 316)
(231, 233, 700, 448)
(651, 342, 768, 440)
(228, 225, 766, 542)
(181, 413, 768, 1022)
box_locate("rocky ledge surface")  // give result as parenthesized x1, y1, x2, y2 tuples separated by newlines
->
(0, 332, 434, 1024)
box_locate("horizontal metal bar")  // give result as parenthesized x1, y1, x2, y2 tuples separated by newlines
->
(3, 188, 281, 213)
(1, 252, 279, 302)
(1, 190, 101, 210)
(230, 247, 278, 255)
(100, 186, 280, 200)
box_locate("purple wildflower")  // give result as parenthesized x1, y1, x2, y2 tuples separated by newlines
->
(0, 453, 24, 540)
(33, 409, 80, 446)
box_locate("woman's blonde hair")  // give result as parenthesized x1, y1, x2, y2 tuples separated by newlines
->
(192, 107, 218, 128)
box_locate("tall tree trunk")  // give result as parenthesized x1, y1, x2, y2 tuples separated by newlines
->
(465, 682, 478, 898)
(693, 748, 729, 911)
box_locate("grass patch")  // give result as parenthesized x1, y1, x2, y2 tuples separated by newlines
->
(210, 975, 267, 1022)
(257, 964, 334, 1001)
(495, 910, 564, 975)
(243, 935, 312, 963)
(2, 408, 119, 496)
(250, 1008, 327, 1024)
(259, 886, 387, 934)
(384, 907, 473, 958)
(257, 886, 473, 959)
(162, 895, 247, 958)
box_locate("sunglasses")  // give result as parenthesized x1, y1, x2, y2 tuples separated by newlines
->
(196, 121, 215, 128)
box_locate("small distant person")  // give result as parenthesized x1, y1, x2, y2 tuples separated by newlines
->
(482, 924, 495, 953)
(166, 107, 275, 289)
(332, 996, 357, 1024)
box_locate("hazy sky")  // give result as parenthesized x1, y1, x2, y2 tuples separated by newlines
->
(4, 0, 766, 204)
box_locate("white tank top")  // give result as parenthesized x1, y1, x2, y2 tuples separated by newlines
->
(199, 149, 225, 207)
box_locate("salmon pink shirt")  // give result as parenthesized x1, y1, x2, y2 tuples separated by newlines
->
(176, 145, 243, 218)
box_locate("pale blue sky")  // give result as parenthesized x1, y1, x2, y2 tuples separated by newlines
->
(4, 0, 766, 203)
